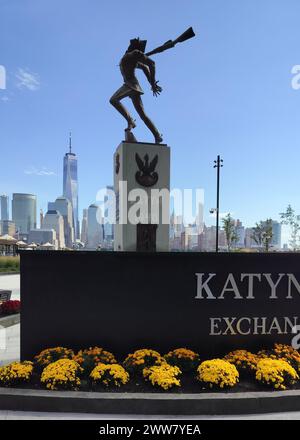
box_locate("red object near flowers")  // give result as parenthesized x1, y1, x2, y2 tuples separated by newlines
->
(0, 300, 21, 316)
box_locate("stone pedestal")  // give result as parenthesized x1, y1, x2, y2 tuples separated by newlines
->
(114, 141, 170, 251)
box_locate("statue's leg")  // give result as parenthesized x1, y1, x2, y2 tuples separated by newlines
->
(131, 94, 163, 143)
(109, 86, 136, 129)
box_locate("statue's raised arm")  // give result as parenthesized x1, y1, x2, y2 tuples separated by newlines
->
(146, 27, 195, 57)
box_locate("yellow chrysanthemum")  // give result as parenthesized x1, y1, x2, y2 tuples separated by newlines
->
(123, 349, 165, 374)
(90, 363, 129, 387)
(0, 361, 33, 386)
(164, 348, 200, 372)
(258, 344, 300, 373)
(197, 359, 239, 389)
(41, 359, 82, 390)
(73, 347, 117, 375)
(224, 350, 259, 374)
(143, 363, 181, 390)
(255, 358, 299, 390)
(34, 347, 74, 368)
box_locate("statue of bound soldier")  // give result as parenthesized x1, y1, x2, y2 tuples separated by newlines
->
(110, 38, 163, 144)
(109, 28, 195, 144)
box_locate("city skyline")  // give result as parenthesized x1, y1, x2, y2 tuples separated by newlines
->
(0, 134, 290, 249)
(0, 177, 286, 250)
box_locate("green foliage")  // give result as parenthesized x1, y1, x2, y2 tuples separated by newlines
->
(280, 205, 300, 251)
(0, 256, 20, 273)
(251, 219, 273, 252)
(222, 213, 238, 251)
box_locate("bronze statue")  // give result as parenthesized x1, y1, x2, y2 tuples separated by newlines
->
(110, 28, 195, 144)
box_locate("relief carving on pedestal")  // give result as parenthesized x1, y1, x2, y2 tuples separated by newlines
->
(135, 153, 158, 187)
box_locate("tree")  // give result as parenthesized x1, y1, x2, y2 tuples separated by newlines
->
(280, 205, 300, 251)
(222, 213, 238, 251)
(251, 219, 273, 252)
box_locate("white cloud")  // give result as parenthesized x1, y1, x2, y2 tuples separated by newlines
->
(1, 96, 9, 102)
(16, 68, 40, 91)
(24, 166, 55, 176)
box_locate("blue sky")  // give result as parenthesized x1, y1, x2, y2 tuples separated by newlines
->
(1, 0, 300, 240)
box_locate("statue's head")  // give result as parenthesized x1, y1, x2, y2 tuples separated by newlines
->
(127, 38, 147, 53)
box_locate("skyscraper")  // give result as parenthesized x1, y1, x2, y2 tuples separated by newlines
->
(12, 193, 37, 235)
(63, 133, 79, 240)
(183, 224, 199, 250)
(48, 197, 74, 247)
(0, 195, 9, 221)
(81, 209, 88, 245)
(196, 202, 204, 233)
(174, 215, 184, 238)
(86, 204, 103, 249)
(103, 186, 114, 247)
(235, 219, 245, 248)
(40, 209, 44, 228)
(43, 209, 65, 249)
(0, 221, 16, 236)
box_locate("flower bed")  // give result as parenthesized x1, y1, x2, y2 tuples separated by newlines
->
(2, 344, 300, 393)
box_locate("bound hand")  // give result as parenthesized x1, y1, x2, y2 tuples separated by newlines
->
(152, 81, 162, 97)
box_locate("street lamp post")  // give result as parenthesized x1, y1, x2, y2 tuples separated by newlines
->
(214, 155, 223, 253)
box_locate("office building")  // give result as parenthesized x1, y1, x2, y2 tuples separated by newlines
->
(173, 215, 184, 238)
(0, 220, 16, 236)
(48, 196, 74, 247)
(86, 204, 103, 249)
(103, 186, 114, 248)
(183, 223, 199, 250)
(196, 202, 204, 233)
(28, 229, 57, 248)
(0, 195, 9, 221)
(271, 221, 282, 249)
(245, 227, 258, 248)
(235, 219, 245, 248)
(42, 210, 65, 249)
(198, 225, 226, 251)
(12, 193, 37, 234)
(40, 209, 44, 228)
(63, 133, 79, 239)
(81, 209, 88, 245)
